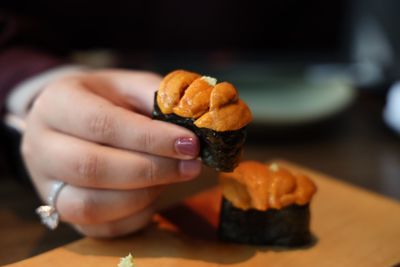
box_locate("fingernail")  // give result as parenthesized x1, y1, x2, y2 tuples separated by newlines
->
(175, 137, 199, 158)
(179, 160, 201, 179)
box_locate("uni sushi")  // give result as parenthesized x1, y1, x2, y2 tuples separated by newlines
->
(218, 161, 317, 247)
(152, 70, 252, 172)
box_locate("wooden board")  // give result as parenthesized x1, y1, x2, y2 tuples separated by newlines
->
(6, 161, 400, 267)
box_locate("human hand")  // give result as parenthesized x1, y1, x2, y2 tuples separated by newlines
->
(21, 69, 201, 237)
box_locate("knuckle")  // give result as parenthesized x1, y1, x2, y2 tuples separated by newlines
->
(88, 108, 116, 142)
(137, 128, 156, 153)
(30, 82, 64, 116)
(75, 152, 101, 183)
(140, 159, 158, 186)
(35, 81, 62, 103)
(146, 160, 158, 185)
(30, 89, 49, 115)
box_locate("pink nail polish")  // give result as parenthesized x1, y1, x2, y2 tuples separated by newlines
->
(175, 137, 199, 158)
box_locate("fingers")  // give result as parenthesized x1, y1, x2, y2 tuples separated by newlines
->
(73, 205, 155, 238)
(56, 183, 161, 225)
(29, 129, 201, 189)
(34, 78, 199, 160)
(83, 70, 163, 116)
(54, 181, 157, 238)
(22, 70, 199, 238)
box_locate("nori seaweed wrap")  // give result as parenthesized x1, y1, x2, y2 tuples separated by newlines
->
(218, 161, 317, 247)
(153, 92, 247, 171)
(218, 198, 312, 246)
(152, 70, 252, 172)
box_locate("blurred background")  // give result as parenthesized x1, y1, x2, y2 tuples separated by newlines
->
(1, 0, 400, 197)
(1, 0, 400, 264)
(1, 0, 400, 195)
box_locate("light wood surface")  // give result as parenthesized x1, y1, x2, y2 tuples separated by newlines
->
(5, 161, 400, 267)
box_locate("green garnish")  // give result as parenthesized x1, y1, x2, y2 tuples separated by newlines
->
(117, 253, 135, 267)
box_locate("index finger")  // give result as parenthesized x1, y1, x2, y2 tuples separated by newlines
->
(35, 79, 199, 159)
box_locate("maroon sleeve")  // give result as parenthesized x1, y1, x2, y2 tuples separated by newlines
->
(0, 14, 63, 115)
(0, 48, 63, 114)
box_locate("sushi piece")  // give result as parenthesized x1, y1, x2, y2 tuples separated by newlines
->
(218, 161, 317, 247)
(152, 70, 252, 172)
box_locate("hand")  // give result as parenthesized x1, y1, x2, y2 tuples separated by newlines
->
(21, 69, 201, 237)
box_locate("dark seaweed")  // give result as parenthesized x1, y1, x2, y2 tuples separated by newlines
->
(152, 92, 246, 172)
(218, 198, 312, 247)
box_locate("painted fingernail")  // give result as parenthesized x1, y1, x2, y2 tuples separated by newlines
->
(175, 137, 199, 158)
(179, 160, 202, 179)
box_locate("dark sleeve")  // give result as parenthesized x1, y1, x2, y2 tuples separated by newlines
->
(0, 14, 63, 116)
(0, 13, 63, 185)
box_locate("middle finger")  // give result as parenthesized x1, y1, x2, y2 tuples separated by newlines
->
(32, 129, 201, 190)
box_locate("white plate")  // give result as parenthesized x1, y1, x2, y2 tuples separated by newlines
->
(218, 64, 356, 125)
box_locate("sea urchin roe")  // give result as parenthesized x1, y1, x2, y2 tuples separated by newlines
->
(156, 70, 200, 114)
(192, 81, 252, 131)
(173, 77, 214, 118)
(195, 99, 252, 131)
(209, 82, 238, 110)
(156, 70, 252, 131)
(219, 161, 317, 211)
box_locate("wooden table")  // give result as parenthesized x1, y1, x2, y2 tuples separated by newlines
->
(1, 87, 400, 266)
(4, 161, 400, 267)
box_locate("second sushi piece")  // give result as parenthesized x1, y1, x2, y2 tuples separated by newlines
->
(218, 161, 317, 247)
(152, 70, 252, 172)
